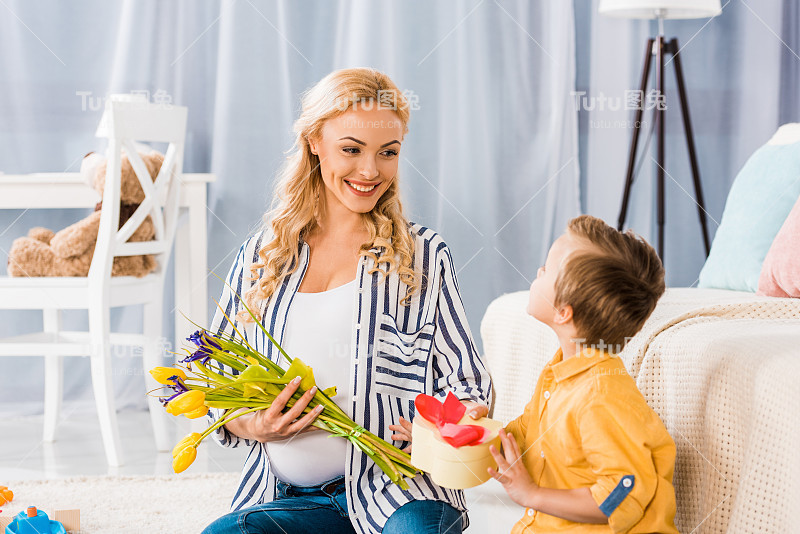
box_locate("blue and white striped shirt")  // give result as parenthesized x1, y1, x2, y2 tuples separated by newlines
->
(207, 223, 492, 534)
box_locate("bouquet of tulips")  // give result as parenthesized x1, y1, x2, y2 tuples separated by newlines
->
(149, 290, 419, 490)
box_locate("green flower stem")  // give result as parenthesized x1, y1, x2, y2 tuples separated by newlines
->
(281, 400, 414, 472)
(360, 432, 413, 464)
(250, 318, 293, 365)
(196, 404, 415, 486)
(314, 389, 350, 421)
(217, 338, 279, 374)
(372, 443, 401, 481)
(311, 412, 415, 470)
(202, 349, 246, 372)
(204, 334, 286, 379)
(194, 361, 235, 382)
(205, 400, 271, 409)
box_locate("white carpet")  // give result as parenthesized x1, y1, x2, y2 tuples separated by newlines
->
(0, 472, 239, 532)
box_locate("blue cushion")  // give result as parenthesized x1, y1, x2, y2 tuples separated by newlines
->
(698, 141, 800, 292)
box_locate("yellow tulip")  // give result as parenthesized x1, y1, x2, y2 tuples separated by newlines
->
(184, 405, 209, 419)
(172, 445, 197, 473)
(149, 367, 187, 385)
(166, 390, 206, 416)
(284, 358, 317, 392)
(173, 432, 202, 458)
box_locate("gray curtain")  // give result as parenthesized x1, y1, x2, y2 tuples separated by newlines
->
(575, 0, 799, 285)
(0, 0, 579, 413)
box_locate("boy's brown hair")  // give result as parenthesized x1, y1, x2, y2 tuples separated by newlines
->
(554, 215, 665, 353)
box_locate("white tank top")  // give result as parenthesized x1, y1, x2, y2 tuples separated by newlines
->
(265, 278, 356, 486)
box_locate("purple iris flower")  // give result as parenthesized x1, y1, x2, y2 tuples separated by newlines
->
(183, 330, 222, 365)
(180, 349, 211, 365)
(187, 330, 204, 347)
(188, 330, 222, 351)
(159, 376, 189, 406)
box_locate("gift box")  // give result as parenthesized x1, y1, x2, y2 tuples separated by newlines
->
(410, 393, 504, 489)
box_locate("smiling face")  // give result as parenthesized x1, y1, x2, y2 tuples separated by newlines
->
(309, 106, 404, 216)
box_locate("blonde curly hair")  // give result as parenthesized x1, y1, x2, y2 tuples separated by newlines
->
(241, 68, 419, 321)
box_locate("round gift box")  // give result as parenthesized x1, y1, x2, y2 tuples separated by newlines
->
(411, 414, 504, 489)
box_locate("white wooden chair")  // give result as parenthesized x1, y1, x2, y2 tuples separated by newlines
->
(0, 98, 188, 466)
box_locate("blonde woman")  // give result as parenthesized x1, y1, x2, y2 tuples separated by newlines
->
(203, 68, 491, 534)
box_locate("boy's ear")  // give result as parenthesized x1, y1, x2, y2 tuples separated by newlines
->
(553, 304, 573, 326)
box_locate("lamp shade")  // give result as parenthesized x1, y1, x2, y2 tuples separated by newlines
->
(599, 0, 721, 19)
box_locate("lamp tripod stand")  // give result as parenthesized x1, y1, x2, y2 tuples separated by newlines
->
(617, 31, 712, 261)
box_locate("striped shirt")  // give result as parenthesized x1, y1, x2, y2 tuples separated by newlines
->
(207, 223, 492, 534)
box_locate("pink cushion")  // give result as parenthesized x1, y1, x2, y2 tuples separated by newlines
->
(758, 194, 800, 297)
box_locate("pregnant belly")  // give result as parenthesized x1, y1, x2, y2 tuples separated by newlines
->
(266, 430, 348, 486)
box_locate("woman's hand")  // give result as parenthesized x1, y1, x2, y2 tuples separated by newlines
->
(389, 417, 413, 452)
(224, 376, 323, 443)
(488, 429, 539, 509)
(462, 400, 489, 420)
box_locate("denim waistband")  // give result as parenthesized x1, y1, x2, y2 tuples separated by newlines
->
(277, 475, 346, 497)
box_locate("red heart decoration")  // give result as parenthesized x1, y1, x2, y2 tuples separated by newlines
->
(442, 391, 466, 424)
(439, 423, 486, 447)
(414, 392, 487, 448)
(415, 393, 443, 424)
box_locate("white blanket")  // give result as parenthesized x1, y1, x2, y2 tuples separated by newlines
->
(480, 287, 800, 533)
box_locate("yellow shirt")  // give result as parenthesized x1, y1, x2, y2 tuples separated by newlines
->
(505, 348, 678, 533)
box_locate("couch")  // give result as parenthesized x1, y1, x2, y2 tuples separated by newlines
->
(465, 287, 800, 532)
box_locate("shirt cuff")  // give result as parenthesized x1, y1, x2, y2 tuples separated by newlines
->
(208, 408, 248, 448)
(590, 475, 644, 532)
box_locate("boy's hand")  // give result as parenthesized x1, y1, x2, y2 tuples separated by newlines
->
(388, 417, 413, 452)
(488, 429, 539, 509)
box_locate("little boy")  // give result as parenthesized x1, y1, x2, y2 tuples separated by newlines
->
(489, 215, 677, 533)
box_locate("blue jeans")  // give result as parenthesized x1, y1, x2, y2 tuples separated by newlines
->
(202, 476, 464, 534)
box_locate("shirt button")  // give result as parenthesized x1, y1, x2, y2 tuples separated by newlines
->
(355, 324, 361, 330)
(543, 391, 551, 400)
(540, 451, 545, 458)
(623, 477, 632, 488)
(352, 396, 358, 402)
(527, 508, 534, 516)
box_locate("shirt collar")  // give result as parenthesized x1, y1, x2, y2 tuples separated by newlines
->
(549, 347, 613, 383)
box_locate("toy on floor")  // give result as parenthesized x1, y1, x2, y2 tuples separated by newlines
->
(7, 148, 164, 278)
(0, 505, 79, 534)
(0, 487, 12, 506)
(4, 506, 66, 534)
(410, 392, 504, 489)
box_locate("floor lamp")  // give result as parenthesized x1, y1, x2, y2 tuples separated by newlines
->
(599, 0, 721, 260)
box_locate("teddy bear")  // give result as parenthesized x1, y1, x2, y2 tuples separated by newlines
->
(7, 149, 165, 278)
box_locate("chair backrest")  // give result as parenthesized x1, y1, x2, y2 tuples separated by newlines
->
(88, 97, 188, 288)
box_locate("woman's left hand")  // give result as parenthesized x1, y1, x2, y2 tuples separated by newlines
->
(388, 399, 489, 453)
(389, 417, 413, 452)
